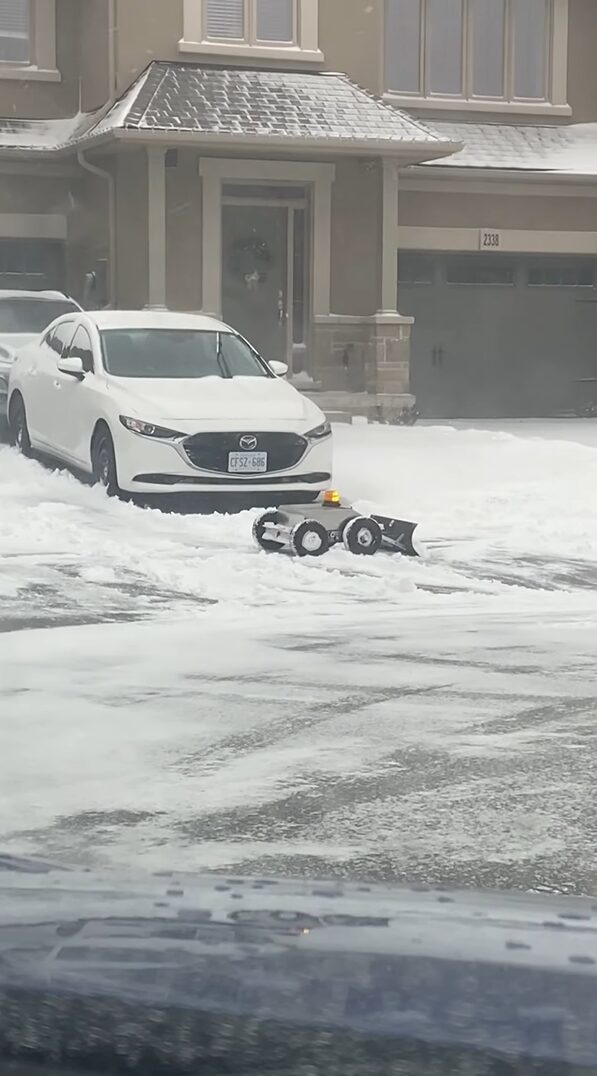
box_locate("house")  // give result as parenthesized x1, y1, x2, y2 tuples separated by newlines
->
(0, 1, 595, 418)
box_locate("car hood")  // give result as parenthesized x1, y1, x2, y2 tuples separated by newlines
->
(1, 856, 597, 1071)
(107, 375, 321, 424)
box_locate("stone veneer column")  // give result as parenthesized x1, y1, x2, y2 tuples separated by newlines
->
(310, 314, 414, 419)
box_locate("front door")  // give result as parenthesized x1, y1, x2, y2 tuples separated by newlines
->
(221, 190, 308, 373)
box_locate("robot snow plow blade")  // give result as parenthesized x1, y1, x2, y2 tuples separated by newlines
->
(252, 493, 419, 559)
(370, 514, 418, 557)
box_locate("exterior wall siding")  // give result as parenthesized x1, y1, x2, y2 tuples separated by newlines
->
(566, 0, 597, 121)
(115, 150, 149, 309)
(115, 0, 184, 92)
(79, 0, 111, 113)
(400, 191, 597, 231)
(319, 0, 382, 92)
(166, 151, 203, 312)
(330, 159, 381, 316)
(67, 170, 109, 304)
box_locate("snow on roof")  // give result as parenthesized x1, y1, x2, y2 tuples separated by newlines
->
(0, 112, 95, 152)
(0, 289, 74, 301)
(424, 120, 597, 175)
(2, 63, 595, 178)
(89, 62, 454, 154)
(0, 62, 457, 160)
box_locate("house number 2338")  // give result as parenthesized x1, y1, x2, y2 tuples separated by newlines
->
(480, 230, 502, 249)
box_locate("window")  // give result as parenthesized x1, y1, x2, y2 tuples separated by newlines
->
(528, 262, 595, 288)
(181, 0, 321, 61)
(0, 0, 57, 79)
(0, 0, 29, 63)
(101, 330, 270, 380)
(205, 0, 295, 44)
(385, 0, 565, 107)
(445, 256, 516, 286)
(48, 320, 77, 357)
(67, 326, 94, 374)
(0, 300, 77, 334)
(398, 253, 435, 285)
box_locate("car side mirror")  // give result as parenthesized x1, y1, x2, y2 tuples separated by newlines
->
(58, 355, 85, 380)
(269, 360, 288, 377)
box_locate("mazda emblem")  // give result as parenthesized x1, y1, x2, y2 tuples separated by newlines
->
(239, 435, 258, 451)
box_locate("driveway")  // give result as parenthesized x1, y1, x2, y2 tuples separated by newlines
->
(1, 420, 597, 894)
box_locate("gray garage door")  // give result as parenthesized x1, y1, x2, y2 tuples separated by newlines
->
(0, 239, 66, 292)
(399, 252, 597, 418)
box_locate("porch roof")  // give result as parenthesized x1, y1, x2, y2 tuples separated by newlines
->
(421, 119, 597, 176)
(0, 62, 459, 162)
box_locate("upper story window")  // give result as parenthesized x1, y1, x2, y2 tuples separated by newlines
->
(385, 0, 569, 112)
(206, 0, 295, 43)
(0, 0, 29, 63)
(0, 0, 58, 80)
(180, 0, 322, 62)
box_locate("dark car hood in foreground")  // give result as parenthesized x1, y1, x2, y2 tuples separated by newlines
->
(0, 855, 596, 1074)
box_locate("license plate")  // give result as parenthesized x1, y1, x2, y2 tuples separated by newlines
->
(228, 451, 268, 474)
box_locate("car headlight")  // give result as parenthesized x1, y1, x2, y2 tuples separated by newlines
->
(119, 416, 184, 439)
(305, 421, 332, 441)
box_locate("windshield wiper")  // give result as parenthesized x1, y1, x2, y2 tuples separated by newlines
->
(215, 333, 232, 379)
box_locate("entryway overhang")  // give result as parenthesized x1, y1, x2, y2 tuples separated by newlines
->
(73, 61, 462, 165)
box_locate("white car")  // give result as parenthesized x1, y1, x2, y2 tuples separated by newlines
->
(0, 290, 82, 419)
(7, 310, 333, 504)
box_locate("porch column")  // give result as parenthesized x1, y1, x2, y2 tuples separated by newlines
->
(312, 171, 334, 317)
(200, 169, 222, 316)
(146, 146, 167, 309)
(379, 158, 399, 314)
(372, 158, 413, 408)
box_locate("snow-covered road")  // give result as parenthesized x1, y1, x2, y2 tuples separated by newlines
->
(1, 420, 597, 893)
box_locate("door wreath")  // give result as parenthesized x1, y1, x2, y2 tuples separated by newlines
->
(227, 236, 273, 290)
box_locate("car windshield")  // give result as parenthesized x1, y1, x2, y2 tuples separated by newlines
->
(101, 328, 270, 379)
(0, 299, 78, 333)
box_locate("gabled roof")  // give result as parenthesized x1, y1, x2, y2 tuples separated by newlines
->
(0, 62, 459, 162)
(423, 120, 597, 176)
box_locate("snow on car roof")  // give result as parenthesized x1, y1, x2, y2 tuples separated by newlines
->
(89, 310, 235, 334)
(0, 290, 75, 302)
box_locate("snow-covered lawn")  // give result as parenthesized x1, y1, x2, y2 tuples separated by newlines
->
(1, 419, 597, 892)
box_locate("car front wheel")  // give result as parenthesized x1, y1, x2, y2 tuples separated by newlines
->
(92, 428, 120, 497)
(9, 395, 32, 457)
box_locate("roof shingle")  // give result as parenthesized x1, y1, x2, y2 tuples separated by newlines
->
(95, 62, 455, 155)
(425, 120, 597, 175)
(0, 62, 457, 159)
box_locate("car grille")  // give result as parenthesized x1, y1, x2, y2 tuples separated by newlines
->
(183, 432, 308, 473)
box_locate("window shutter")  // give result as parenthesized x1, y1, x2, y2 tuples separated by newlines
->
(0, 0, 29, 35)
(256, 0, 294, 42)
(206, 0, 245, 39)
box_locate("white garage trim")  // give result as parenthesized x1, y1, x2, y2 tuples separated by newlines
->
(398, 226, 597, 255)
(0, 214, 66, 240)
(400, 172, 597, 198)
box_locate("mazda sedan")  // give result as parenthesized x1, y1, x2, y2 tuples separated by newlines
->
(7, 310, 332, 505)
